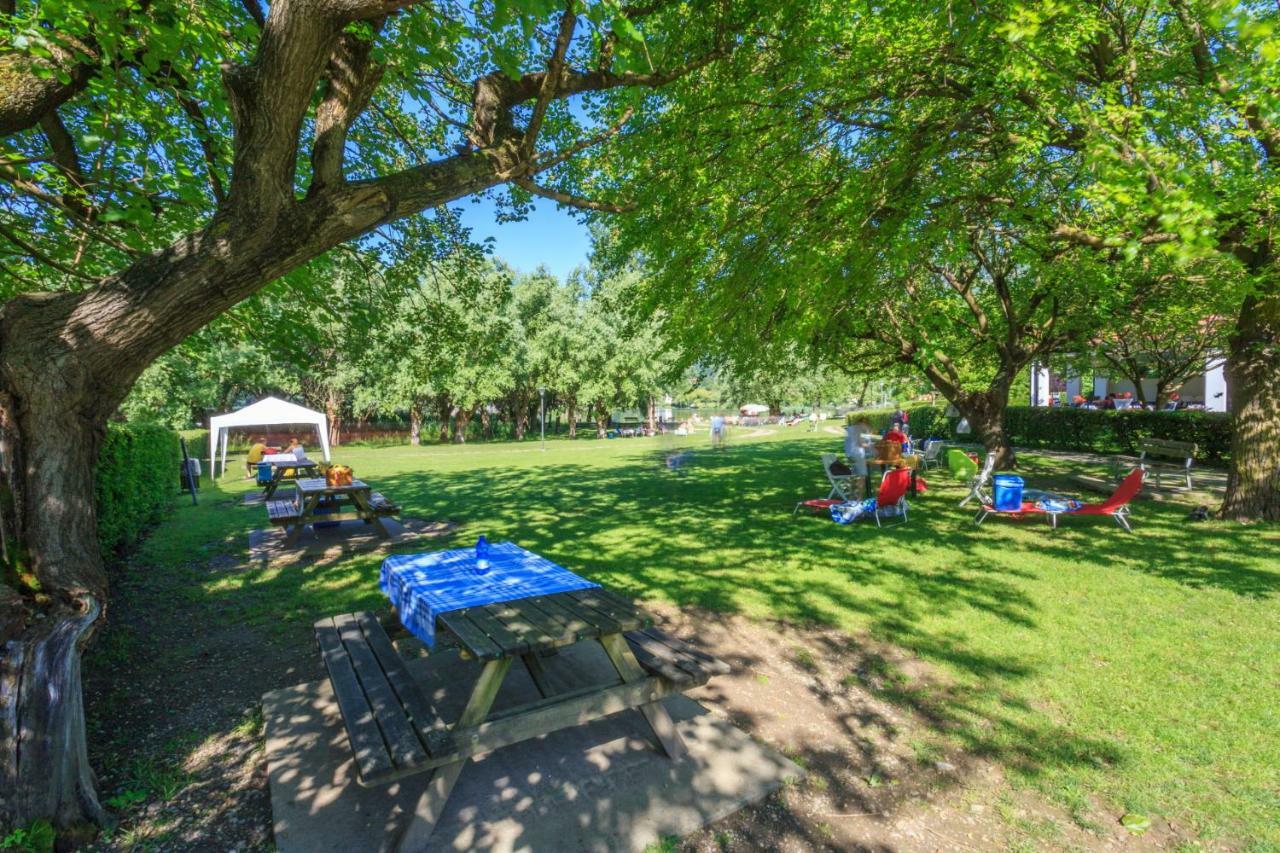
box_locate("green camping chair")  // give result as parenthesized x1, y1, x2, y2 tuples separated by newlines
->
(946, 448, 978, 482)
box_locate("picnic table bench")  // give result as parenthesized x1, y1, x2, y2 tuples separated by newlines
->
(315, 587, 727, 851)
(1112, 438, 1196, 490)
(266, 477, 399, 546)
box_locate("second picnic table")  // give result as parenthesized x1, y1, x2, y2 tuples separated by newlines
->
(260, 454, 322, 499)
(267, 476, 398, 546)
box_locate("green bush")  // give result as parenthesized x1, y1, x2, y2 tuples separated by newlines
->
(95, 423, 180, 560)
(1000, 406, 1232, 465)
(845, 405, 949, 437)
(847, 403, 1232, 465)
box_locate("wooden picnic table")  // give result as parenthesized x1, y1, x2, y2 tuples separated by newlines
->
(259, 454, 322, 499)
(315, 587, 727, 851)
(266, 477, 398, 546)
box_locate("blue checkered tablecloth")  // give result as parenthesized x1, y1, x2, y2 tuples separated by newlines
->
(380, 542, 599, 648)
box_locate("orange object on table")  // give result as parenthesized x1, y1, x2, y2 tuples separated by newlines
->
(325, 464, 354, 487)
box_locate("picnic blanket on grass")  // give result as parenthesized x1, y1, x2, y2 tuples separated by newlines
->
(380, 541, 599, 647)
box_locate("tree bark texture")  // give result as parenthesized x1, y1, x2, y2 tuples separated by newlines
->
(1221, 292, 1280, 520)
(453, 407, 472, 444)
(408, 404, 422, 446)
(953, 390, 1017, 469)
(325, 389, 343, 447)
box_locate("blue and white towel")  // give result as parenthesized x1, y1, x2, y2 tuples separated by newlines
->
(380, 542, 599, 648)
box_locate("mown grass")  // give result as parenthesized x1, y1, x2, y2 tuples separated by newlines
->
(128, 426, 1279, 846)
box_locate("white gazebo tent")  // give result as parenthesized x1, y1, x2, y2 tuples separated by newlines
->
(208, 396, 331, 478)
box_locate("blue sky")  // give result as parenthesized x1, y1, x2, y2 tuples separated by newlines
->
(456, 194, 593, 280)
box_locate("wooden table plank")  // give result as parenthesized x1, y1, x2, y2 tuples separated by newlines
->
(529, 594, 613, 638)
(626, 631, 707, 683)
(333, 614, 428, 771)
(486, 600, 559, 647)
(626, 640, 693, 685)
(464, 606, 532, 656)
(437, 611, 505, 660)
(565, 589, 650, 633)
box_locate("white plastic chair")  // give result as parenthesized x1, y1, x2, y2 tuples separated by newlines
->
(821, 452, 859, 501)
(958, 452, 997, 508)
(919, 439, 944, 470)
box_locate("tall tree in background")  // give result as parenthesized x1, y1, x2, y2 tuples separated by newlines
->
(0, 0, 738, 828)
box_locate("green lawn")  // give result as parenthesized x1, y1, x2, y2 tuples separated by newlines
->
(123, 427, 1280, 847)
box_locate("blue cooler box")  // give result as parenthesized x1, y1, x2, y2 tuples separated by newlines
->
(993, 474, 1024, 511)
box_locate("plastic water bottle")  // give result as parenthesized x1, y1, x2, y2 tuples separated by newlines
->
(475, 535, 490, 574)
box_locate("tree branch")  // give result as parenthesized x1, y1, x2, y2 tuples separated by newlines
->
(37, 110, 92, 220)
(521, 1, 578, 159)
(0, 35, 100, 138)
(0, 221, 102, 282)
(311, 25, 385, 191)
(514, 177, 634, 213)
(1050, 224, 1177, 249)
(534, 107, 634, 171)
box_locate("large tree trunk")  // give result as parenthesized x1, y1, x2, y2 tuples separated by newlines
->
(435, 396, 451, 444)
(566, 401, 578, 438)
(453, 407, 472, 444)
(954, 389, 1016, 469)
(512, 401, 527, 441)
(408, 404, 422, 446)
(325, 388, 343, 447)
(479, 406, 492, 440)
(647, 396, 657, 433)
(594, 405, 610, 438)
(1221, 292, 1280, 520)
(0, 305, 115, 832)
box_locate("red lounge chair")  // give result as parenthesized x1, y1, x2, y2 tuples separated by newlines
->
(871, 467, 912, 527)
(974, 469, 1145, 531)
(793, 498, 843, 516)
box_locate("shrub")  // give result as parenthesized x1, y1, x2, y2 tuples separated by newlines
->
(1001, 406, 1232, 465)
(95, 423, 180, 560)
(847, 404, 1231, 465)
(845, 405, 949, 437)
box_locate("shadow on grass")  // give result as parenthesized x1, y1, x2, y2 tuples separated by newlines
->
(84, 434, 1278, 844)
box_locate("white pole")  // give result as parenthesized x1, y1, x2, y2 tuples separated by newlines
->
(539, 388, 546, 451)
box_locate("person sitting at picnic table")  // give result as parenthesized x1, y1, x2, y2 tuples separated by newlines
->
(883, 422, 908, 447)
(285, 436, 305, 457)
(1072, 394, 1087, 407)
(245, 436, 268, 478)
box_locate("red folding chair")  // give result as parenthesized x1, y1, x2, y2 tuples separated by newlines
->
(870, 467, 912, 527)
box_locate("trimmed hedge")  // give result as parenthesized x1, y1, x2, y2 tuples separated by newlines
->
(95, 423, 179, 560)
(844, 405, 951, 439)
(1000, 406, 1232, 465)
(847, 404, 1232, 465)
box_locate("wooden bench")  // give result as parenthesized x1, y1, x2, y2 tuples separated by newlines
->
(266, 498, 301, 525)
(315, 612, 450, 786)
(368, 491, 400, 516)
(1119, 438, 1196, 490)
(315, 597, 727, 849)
